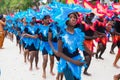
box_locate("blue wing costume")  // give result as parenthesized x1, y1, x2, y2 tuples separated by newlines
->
(57, 28, 85, 80)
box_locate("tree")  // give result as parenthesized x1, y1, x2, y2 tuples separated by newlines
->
(0, 0, 40, 14)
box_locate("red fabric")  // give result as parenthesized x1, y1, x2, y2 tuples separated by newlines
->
(36, 20, 42, 24)
(84, 40, 94, 52)
(112, 35, 120, 44)
(82, 21, 95, 31)
(101, 37, 108, 45)
(96, 36, 108, 46)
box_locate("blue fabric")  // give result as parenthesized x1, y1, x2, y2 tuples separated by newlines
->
(49, 22, 59, 39)
(39, 24, 49, 37)
(39, 24, 52, 54)
(22, 24, 40, 50)
(57, 28, 85, 79)
(40, 41, 53, 55)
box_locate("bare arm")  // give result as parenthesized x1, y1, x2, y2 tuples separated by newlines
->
(53, 39, 85, 66)
(85, 35, 97, 40)
(22, 33, 38, 38)
(48, 32, 54, 51)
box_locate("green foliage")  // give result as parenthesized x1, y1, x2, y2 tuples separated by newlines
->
(0, 0, 40, 14)
(61, 0, 66, 3)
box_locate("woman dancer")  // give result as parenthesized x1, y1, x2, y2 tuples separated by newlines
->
(55, 12, 86, 80)
(48, 22, 64, 80)
(81, 14, 97, 76)
(39, 15, 55, 78)
(95, 16, 107, 60)
(22, 17, 40, 70)
(113, 18, 120, 68)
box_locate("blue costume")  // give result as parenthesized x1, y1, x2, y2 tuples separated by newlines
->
(39, 24, 53, 55)
(49, 22, 61, 60)
(22, 24, 40, 51)
(58, 28, 85, 80)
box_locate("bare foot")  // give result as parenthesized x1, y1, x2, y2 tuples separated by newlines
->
(83, 72, 91, 76)
(29, 67, 32, 71)
(0, 47, 4, 49)
(42, 72, 46, 79)
(56, 77, 59, 80)
(110, 51, 115, 54)
(113, 64, 120, 68)
(36, 67, 39, 70)
(99, 57, 104, 60)
(50, 72, 55, 76)
(114, 74, 120, 80)
(24, 60, 27, 63)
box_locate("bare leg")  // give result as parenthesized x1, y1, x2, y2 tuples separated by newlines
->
(56, 73, 63, 80)
(35, 51, 39, 70)
(50, 55, 55, 76)
(19, 43, 22, 54)
(42, 54, 48, 78)
(83, 55, 92, 76)
(99, 45, 106, 60)
(110, 43, 117, 54)
(56, 73, 59, 80)
(60, 73, 64, 80)
(24, 49, 29, 63)
(95, 43, 102, 59)
(29, 51, 35, 71)
(16, 37, 19, 46)
(113, 53, 120, 68)
(114, 74, 120, 80)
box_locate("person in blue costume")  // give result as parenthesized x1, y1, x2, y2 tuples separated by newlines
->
(48, 22, 64, 80)
(39, 15, 55, 79)
(22, 17, 40, 71)
(53, 12, 86, 80)
(6, 19, 14, 42)
(19, 18, 30, 63)
(16, 18, 26, 54)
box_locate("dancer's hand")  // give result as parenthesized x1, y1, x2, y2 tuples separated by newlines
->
(22, 33, 26, 37)
(53, 49, 60, 57)
(72, 59, 85, 66)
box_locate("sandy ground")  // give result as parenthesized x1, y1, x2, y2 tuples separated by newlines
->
(0, 37, 120, 80)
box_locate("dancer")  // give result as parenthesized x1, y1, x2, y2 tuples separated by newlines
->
(39, 15, 55, 78)
(110, 13, 119, 54)
(113, 18, 120, 68)
(22, 17, 40, 70)
(48, 22, 64, 80)
(16, 18, 26, 54)
(55, 12, 86, 80)
(95, 16, 107, 60)
(81, 14, 97, 76)
(20, 18, 30, 63)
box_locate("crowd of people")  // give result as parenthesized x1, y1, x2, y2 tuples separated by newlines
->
(0, 1, 120, 80)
